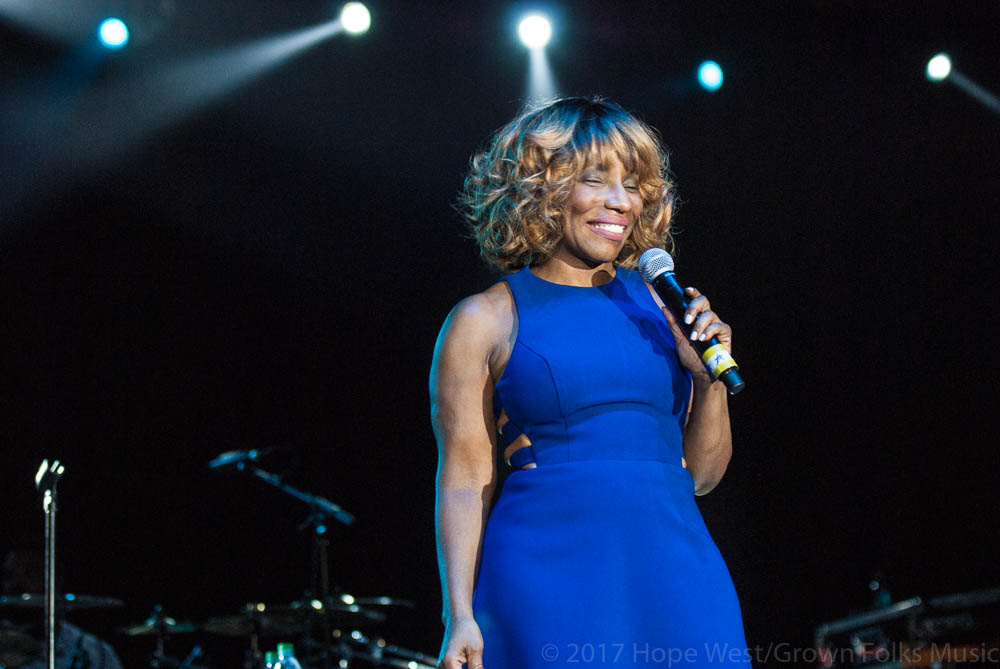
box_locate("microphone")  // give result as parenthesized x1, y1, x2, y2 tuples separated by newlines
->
(638, 248, 745, 395)
(208, 448, 273, 470)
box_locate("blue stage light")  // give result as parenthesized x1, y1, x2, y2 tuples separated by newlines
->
(697, 60, 723, 91)
(98, 18, 129, 49)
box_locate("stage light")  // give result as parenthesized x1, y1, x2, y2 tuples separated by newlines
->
(518, 14, 552, 49)
(697, 60, 723, 91)
(98, 17, 129, 49)
(339, 2, 371, 35)
(926, 53, 951, 82)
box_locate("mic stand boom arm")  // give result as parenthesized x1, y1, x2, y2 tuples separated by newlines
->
(245, 465, 355, 527)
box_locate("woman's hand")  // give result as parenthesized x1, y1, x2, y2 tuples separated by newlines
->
(661, 287, 733, 382)
(438, 614, 485, 669)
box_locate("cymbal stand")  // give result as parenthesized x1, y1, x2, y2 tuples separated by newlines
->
(35, 459, 65, 669)
(297, 508, 339, 669)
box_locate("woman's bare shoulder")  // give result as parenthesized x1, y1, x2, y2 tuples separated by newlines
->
(442, 280, 515, 344)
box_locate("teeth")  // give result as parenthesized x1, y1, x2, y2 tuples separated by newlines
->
(593, 223, 625, 233)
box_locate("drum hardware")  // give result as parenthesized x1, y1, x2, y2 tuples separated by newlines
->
(207, 450, 436, 668)
(117, 605, 201, 669)
(339, 629, 437, 668)
(298, 629, 437, 669)
(202, 599, 385, 639)
(815, 586, 1000, 668)
(335, 596, 414, 610)
(118, 606, 198, 637)
(209, 451, 357, 669)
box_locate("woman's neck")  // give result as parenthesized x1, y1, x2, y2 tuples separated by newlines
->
(531, 255, 617, 287)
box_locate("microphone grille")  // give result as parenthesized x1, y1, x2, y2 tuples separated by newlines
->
(638, 248, 674, 282)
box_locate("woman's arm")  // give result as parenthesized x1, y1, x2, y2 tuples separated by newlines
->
(682, 373, 733, 495)
(430, 288, 510, 668)
(647, 283, 735, 495)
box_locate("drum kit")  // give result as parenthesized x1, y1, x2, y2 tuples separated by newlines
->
(0, 593, 436, 668)
(3, 455, 437, 669)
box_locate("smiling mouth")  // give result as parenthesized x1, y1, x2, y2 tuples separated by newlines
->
(591, 222, 626, 234)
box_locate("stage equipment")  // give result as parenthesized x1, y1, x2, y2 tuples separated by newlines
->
(518, 14, 552, 49)
(34, 459, 64, 669)
(925, 54, 1000, 115)
(340, 3, 371, 35)
(202, 598, 386, 638)
(814, 586, 1000, 668)
(98, 18, 129, 49)
(0, 594, 125, 612)
(927, 54, 952, 81)
(117, 606, 204, 669)
(698, 60, 724, 91)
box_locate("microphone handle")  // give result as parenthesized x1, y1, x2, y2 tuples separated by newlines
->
(650, 272, 745, 395)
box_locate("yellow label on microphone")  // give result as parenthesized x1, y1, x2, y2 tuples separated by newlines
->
(701, 343, 737, 379)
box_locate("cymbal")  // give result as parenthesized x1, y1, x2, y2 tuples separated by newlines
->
(202, 600, 386, 638)
(378, 659, 435, 669)
(118, 617, 197, 636)
(332, 630, 438, 668)
(202, 613, 299, 639)
(0, 593, 125, 612)
(338, 594, 415, 608)
(302, 636, 437, 669)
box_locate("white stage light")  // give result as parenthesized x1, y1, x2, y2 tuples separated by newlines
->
(926, 53, 951, 82)
(518, 14, 552, 49)
(98, 18, 129, 49)
(340, 2, 371, 35)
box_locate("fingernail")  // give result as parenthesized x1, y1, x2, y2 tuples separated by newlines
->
(690, 330, 698, 340)
(699, 333, 707, 341)
(684, 313, 694, 324)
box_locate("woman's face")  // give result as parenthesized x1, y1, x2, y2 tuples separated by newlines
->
(551, 153, 644, 268)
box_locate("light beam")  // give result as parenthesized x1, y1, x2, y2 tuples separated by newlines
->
(926, 55, 1000, 116)
(526, 46, 558, 103)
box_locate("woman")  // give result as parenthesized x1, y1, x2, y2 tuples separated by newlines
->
(431, 97, 749, 668)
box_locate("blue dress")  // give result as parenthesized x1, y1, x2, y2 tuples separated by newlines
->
(471, 266, 750, 668)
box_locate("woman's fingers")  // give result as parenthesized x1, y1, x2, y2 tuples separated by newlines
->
(689, 309, 717, 341)
(698, 320, 732, 343)
(440, 642, 484, 669)
(679, 287, 733, 351)
(682, 291, 709, 325)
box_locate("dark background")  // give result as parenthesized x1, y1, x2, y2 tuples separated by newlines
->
(2, 1, 999, 666)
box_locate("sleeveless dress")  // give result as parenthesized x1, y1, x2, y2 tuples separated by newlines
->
(470, 266, 750, 668)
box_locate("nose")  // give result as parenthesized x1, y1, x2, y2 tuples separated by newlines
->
(604, 181, 633, 214)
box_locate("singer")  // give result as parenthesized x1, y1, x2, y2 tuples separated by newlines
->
(431, 97, 749, 668)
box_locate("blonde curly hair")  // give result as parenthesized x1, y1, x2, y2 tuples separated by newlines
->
(458, 96, 676, 272)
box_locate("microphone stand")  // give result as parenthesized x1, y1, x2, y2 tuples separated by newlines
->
(35, 459, 66, 669)
(243, 465, 355, 669)
(245, 466, 355, 527)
